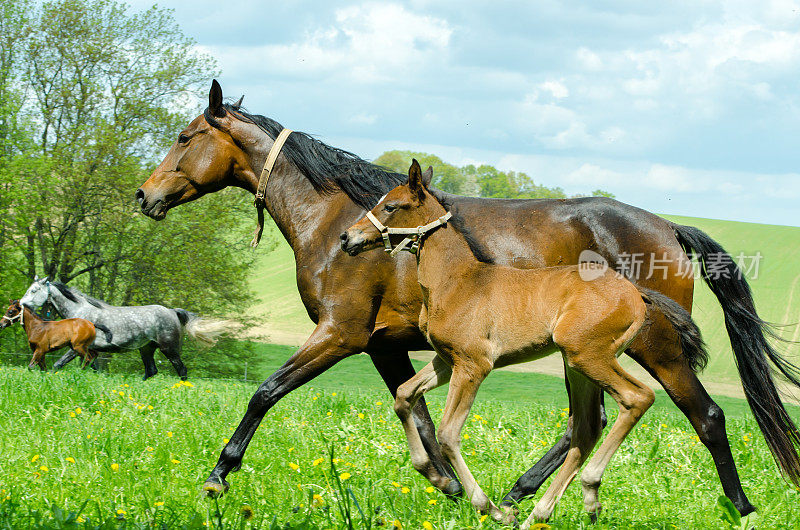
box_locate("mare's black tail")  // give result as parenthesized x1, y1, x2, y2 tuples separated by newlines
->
(672, 223, 800, 485)
(94, 323, 113, 344)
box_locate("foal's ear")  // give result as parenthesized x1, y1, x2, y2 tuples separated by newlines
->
(408, 159, 425, 200)
(209, 79, 225, 117)
(232, 94, 244, 109)
(422, 166, 433, 188)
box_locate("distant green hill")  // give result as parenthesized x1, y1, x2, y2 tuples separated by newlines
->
(248, 212, 800, 395)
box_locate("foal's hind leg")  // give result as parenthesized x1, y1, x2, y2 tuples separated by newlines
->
(522, 368, 604, 528)
(394, 356, 458, 494)
(139, 343, 159, 380)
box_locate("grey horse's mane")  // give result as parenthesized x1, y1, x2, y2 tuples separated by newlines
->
(51, 282, 110, 309)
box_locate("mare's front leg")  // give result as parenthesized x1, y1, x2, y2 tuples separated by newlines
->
(203, 320, 368, 496)
(52, 349, 78, 371)
(393, 356, 457, 494)
(370, 349, 462, 496)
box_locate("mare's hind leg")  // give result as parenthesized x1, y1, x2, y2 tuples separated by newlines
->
(53, 349, 78, 371)
(394, 356, 459, 494)
(522, 368, 604, 528)
(140, 343, 159, 380)
(629, 347, 756, 515)
(501, 358, 608, 510)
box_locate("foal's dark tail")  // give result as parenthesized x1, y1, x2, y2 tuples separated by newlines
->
(637, 287, 708, 372)
(94, 323, 113, 344)
(672, 223, 800, 485)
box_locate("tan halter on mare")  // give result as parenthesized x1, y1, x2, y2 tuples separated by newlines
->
(365, 209, 451, 256)
(251, 128, 293, 247)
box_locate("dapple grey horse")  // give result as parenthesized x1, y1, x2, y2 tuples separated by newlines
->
(20, 277, 224, 379)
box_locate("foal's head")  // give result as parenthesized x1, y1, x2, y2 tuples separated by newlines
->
(341, 159, 441, 256)
(0, 300, 23, 330)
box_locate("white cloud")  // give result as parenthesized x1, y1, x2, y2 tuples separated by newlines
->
(349, 112, 378, 125)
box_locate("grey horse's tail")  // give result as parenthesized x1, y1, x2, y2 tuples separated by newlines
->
(637, 287, 708, 372)
(173, 308, 229, 348)
(93, 323, 114, 344)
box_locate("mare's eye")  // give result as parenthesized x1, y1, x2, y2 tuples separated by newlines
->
(384, 204, 396, 212)
(178, 134, 191, 144)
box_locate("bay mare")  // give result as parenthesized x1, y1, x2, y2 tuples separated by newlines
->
(19, 278, 223, 380)
(341, 161, 711, 525)
(135, 80, 800, 513)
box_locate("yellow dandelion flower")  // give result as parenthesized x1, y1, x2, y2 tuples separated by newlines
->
(289, 462, 299, 471)
(31, 455, 40, 463)
(530, 524, 551, 530)
(480, 515, 488, 522)
(376, 401, 383, 406)
(339, 472, 351, 481)
(171, 459, 180, 464)
(111, 463, 119, 471)
(66, 457, 75, 464)
(116, 509, 126, 515)
(327, 411, 332, 416)
(69, 412, 76, 418)
(391, 481, 401, 488)
(312, 493, 325, 506)
(76, 516, 85, 523)
(401, 487, 410, 494)
(224, 438, 230, 444)
(75, 407, 82, 415)
(358, 413, 365, 419)
(39, 466, 48, 472)
(428, 499, 437, 505)
(332, 392, 337, 397)
(425, 486, 435, 493)
(154, 501, 164, 507)
(147, 405, 153, 411)
(145, 446, 154, 452)
(422, 522, 433, 530)
(463, 434, 470, 440)
(392, 519, 402, 529)
(240, 504, 254, 521)
(167, 431, 173, 438)
(95, 411, 101, 416)
(313, 457, 324, 466)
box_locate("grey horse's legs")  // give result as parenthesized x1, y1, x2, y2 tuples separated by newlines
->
(159, 343, 188, 380)
(53, 350, 78, 371)
(140, 343, 159, 380)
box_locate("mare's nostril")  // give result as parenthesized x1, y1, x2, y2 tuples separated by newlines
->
(135, 188, 145, 205)
(340, 232, 348, 241)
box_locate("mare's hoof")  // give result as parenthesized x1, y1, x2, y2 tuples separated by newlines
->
(498, 504, 520, 526)
(203, 478, 229, 498)
(442, 478, 463, 499)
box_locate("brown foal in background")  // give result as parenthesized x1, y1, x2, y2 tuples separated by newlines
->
(0, 300, 104, 370)
(342, 161, 709, 526)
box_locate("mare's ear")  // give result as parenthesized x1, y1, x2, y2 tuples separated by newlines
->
(408, 159, 425, 200)
(33, 274, 39, 281)
(209, 79, 225, 117)
(232, 95, 244, 109)
(422, 166, 433, 188)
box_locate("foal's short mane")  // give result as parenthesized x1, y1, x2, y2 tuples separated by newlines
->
(430, 189, 495, 264)
(204, 104, 406, 210)
(52, 282, 109, 309)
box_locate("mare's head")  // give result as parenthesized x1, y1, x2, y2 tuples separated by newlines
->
(136, 80, 255, 219)
(20, 276, 50, 309)
(341, 159, 441, 256)
(0, 300, 22, 330)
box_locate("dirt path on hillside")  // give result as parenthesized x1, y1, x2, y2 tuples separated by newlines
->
(247, 321, 800, 403)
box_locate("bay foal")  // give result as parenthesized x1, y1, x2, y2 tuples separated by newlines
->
(0, 300, 108, 370)
(342, 161, 708, 525)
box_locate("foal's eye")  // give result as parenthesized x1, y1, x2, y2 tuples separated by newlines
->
(178, 134, 191, 144)
(384, 204, 396, 212)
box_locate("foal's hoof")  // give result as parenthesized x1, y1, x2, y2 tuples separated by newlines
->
(203, 478, 229, 498)
(498, 505, 519, 526)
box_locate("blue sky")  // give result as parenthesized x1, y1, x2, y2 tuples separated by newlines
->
(133, 1, 800, 226)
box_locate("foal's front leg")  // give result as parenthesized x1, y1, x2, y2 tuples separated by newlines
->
(437, 362, 515, 524)
(394, 356, 458, 494)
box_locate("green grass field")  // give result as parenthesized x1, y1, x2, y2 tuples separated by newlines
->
(1, 344, 798, 529)
(250, 214, 800, 392)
